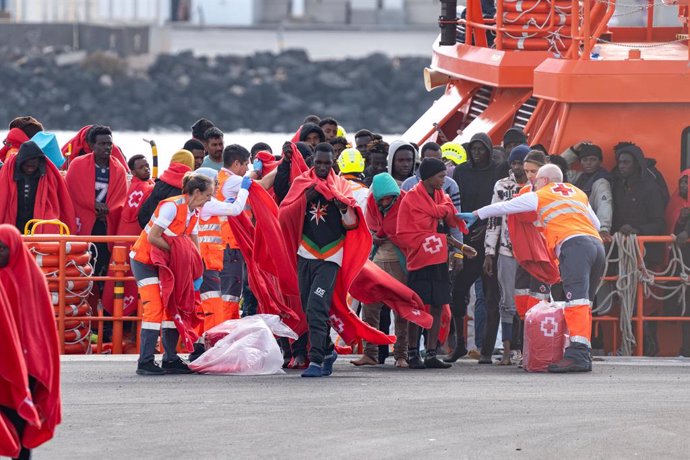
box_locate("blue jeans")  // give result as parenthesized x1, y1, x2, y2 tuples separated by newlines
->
(474, 279, 486, 350)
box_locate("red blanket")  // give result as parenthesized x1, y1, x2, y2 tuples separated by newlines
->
(365, 190, 406, 248)
(0, 225, 60, 449)
(0, 153, 76, 234)
(396, 182, 467, 271)
(119, 177, 154, 236)
(256, 150, 280, 177)
(279, 168, 395, 345)
(0, 280, 40, 458)
(0, 128, 29, 163)
(506, 187, 560, 285)
(666, 169, 690, 233)
(61, 125, 128, 171)
(150, 235, 203, 351)
(65, 153, 128, 236)
(226, 186, 303, 334)
(159, 163, 191, 189)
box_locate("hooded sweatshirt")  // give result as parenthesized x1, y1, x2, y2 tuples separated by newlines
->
(299, 123, 325, 144)
(388, 140, 417, 185)
(452, 132, 509, 246)
(611, 145, 666, 236)
(14, 142, 46, 232)
(275, 142, 313, 204)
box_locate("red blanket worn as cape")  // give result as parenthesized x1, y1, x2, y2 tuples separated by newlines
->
(118, 177, 155, 236)
(0, 225, 60, 449)
(0, 280, 40, 458)
(396, 182, 467, 271)
(150, 234, 203, 351)
(279, 168, 395, 345)
(506, 185, 560, 285)
(61, 125, 128, 171)
(365, 190, 406, 248)
(666, 169, 690, 233)
(0, 153, 76, 234)
(65, 153, 128, 236)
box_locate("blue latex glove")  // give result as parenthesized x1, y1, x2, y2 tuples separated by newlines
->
(193, 277, 203, 291)
(241, 176, 253, 191)
(252, 159, 263, 174)
(457, 212, 478, 227)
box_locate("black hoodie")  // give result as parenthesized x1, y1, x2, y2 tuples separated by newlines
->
(14, 141, 46, 232)
(611, 145, 666, 236)
(274, 142, 312, 204)
(299, 124, 325, 144)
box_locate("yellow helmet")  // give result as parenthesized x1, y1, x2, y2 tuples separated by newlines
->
(337, 148, 365, 174)
(337, 125, 347, 138)
(441, 142, 467, 165)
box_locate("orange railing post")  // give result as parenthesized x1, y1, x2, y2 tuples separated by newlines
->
(111, 245, 128, 354)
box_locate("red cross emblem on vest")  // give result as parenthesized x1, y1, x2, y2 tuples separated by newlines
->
(551, 184, 574, 197)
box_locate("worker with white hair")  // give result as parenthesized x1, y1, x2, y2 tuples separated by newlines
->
(458, 163, 605, 373)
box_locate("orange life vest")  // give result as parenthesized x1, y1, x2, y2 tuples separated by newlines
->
(216, 168, 239, 249)
(535, 183, 600, 252)
(130, 195, 199, 265)
(198, 214, 225, 270)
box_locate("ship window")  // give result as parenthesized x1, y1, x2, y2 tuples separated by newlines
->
(683, 127, 690, 171)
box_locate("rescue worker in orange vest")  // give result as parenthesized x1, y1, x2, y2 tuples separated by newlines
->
(130, 173, 213, 375)
(188, 166, 253, 361)
(461, 164, 605, 373)
(214, 144, 276, 327)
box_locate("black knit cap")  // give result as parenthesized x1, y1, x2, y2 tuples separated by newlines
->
(419, 157, 446, 180)
(577, 142, 603, 160)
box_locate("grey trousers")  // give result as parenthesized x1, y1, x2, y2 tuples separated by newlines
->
(497, 254, 518, 323)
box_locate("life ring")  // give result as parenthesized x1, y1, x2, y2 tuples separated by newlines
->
(34, 252, 91, 268)
(27, 241, 89, 255)
(63, 336, 91, 354)
(48, 279, 92, 292)
(503, 0, 571, 13)
(42, 264, 93, 277)
(55, 302, 91, 317)
(64, 319, 90, 330)
(64, 323, 90, 342)
(502, 37, 571, 50)
(502, 11, 572, 25)
(52, 293, 84, 306)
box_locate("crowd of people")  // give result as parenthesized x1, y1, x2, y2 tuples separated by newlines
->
(0, 113, 688, 382)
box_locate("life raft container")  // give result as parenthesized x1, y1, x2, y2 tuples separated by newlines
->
(502, 0, 571, 13)
(502, 37, 572, 50)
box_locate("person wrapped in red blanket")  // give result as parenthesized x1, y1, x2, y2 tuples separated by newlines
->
(0, 141, 76, 235)
(61, 125, 128, 171)
(0, 225, 61, 457)
(130, 174, 212, 376)
(101, 155, 155, 319)
(279, 142, 395, 377)
(0, 116, 44, 163)
(396, 158, 472, 369)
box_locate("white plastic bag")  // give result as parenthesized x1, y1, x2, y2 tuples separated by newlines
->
(189, 315, 298, 376)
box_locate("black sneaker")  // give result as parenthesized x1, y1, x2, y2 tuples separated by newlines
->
(162, 358, 194, 374)
(188, 343, 206, 362)
(136, 360, 165, 376)
(408, 350, 426, 369)
(424, 356, 452, 369)
(443, 346, 468, 363)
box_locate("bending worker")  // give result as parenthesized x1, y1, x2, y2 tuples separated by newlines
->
(130, 173, 214, 376)
(460, 164, 605, 373)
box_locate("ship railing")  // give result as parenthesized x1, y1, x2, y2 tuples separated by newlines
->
(23, 234, 140, 355)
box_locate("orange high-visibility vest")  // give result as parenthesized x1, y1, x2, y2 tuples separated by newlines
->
(535, 183, 600, 252)
(131, 195, 199, 265)
(198, 215, 225, 270)
(216, 168, 239, 249)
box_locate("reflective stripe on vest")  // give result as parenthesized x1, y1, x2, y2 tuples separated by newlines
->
(216, 169, 239, 248)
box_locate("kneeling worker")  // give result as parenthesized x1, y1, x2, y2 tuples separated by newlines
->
(130, 173, 213, 375)
(460, 164, 605, 372)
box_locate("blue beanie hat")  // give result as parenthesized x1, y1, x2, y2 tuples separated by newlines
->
(371, 173, 400, 201)
(508, 144, 530, 163)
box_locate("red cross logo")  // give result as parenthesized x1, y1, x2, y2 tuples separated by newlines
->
(127, 190, 144, 208)
(329, 314, 345, 333)
(551, 184, 574, 197)
(540, 316, 559, 337)
(422, 235, 443, 254)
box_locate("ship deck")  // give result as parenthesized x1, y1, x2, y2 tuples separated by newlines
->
(34, 355, 690, 459)
(598, 41, 688, 60)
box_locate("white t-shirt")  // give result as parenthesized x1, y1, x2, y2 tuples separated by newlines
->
(220, 168, 244, 201)
(154, 202, 199, 235)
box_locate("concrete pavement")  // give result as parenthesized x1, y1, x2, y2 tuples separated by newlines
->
(35, 356, 690, 459)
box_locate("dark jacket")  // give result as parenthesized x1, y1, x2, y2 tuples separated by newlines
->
(611, 145, 666, 236)
(14, 141, 46, 232)
(137, 179, 181, 228)
(452, 133, 509, 245)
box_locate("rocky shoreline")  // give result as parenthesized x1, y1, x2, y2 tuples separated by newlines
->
(1, 46, 437, 134)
